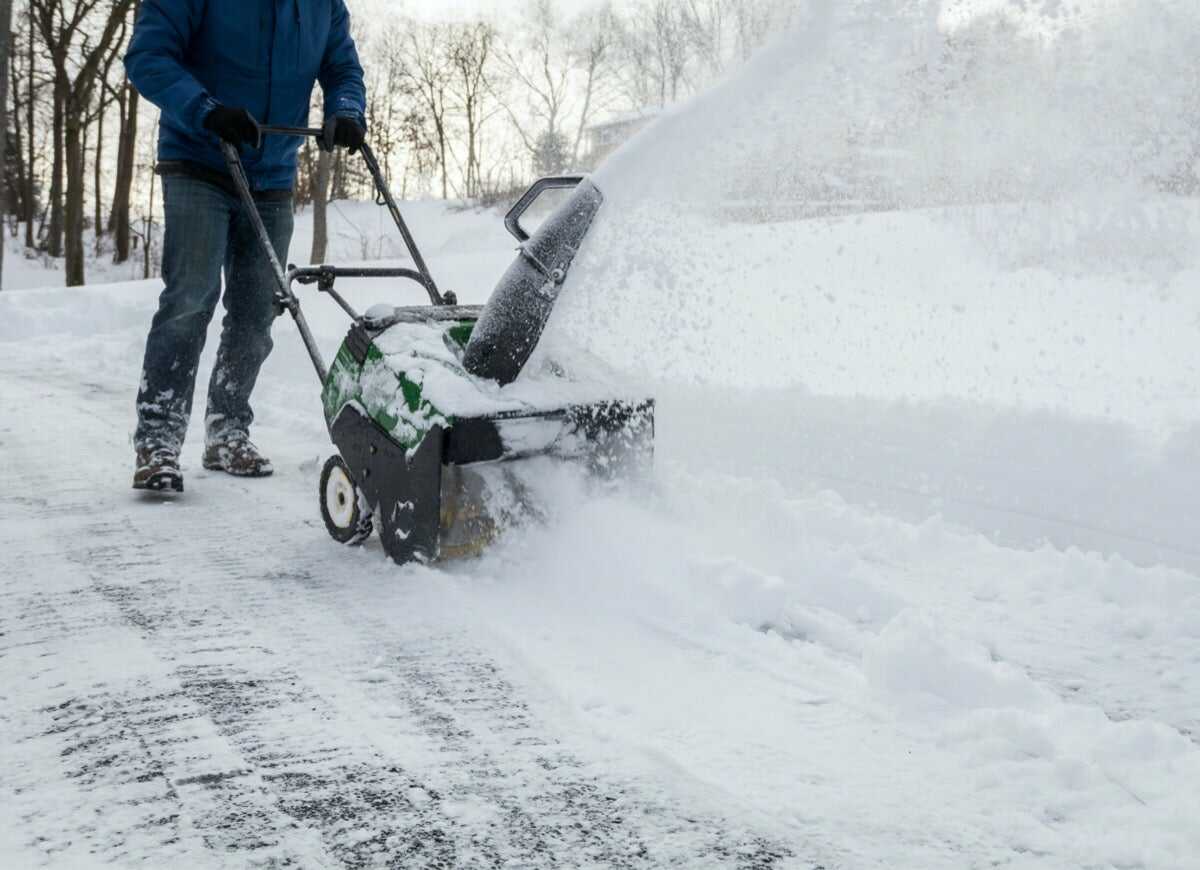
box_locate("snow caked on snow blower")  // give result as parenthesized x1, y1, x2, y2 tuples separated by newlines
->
(221, 130, 653, 565)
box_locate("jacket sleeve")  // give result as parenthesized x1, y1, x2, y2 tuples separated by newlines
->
(319, 0, 367, 127)
(124, 0, 218, 137)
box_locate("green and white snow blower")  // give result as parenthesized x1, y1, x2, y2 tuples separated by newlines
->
(221, 130, 653, 565)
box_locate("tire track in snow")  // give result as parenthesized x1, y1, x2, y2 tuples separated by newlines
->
(2, 513, 338, 865)
(67, 507, 797, 868)
(336, 610, 796, 868)
(64, 515, 460, 868)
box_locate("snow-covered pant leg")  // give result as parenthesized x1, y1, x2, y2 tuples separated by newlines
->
(134, 176, 233, 452)
(204, 194, 294, 443)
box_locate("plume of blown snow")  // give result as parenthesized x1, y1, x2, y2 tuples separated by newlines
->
(542, 0, 1200, 427)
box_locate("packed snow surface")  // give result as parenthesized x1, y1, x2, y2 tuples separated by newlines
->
(3, 2, 1200, 868)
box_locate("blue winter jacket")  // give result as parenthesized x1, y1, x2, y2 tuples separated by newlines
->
(125, 0, 367, 190)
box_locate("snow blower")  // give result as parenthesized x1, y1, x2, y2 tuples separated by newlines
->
(221, 130, 653, 565)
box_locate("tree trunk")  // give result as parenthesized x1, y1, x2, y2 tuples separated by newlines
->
(331, 150, 349, 201)
(63, 113, 86, 286)
(94, 104, 104, 251)
(46, 67, 65, 257)
(310, 150, 332, 264)
(9, 34, 27, 226)
(0, 0, 11, 287)
(465, 103, 477, 198)
(110, 79, 138, 262)
(23, 6, 33, 249)
(143, 166, 155, 280)
(438, 130, 448, 199)
(108, 83, 125, 232)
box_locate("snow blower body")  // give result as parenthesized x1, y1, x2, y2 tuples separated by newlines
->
(221, 130, 653, 565)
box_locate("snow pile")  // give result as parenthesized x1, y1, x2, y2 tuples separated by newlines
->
(863, 608, 1056, 712)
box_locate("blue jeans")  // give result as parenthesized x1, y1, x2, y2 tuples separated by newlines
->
(135, 175, 294, 452)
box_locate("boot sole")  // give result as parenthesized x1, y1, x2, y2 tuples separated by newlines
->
(201, 459, 274, 478)
(133, 470, 185, 494)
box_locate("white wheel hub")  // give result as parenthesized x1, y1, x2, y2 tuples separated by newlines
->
(325, 465, 357, 528)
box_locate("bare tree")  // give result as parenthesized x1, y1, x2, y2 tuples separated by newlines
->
(497, 0, 616, 173)
(1, 0, 792, 292)
(0, 0, 11, 287)
(567, 2, 620, 163)
(138, 147, 153, 278)
(7, 24, 29, 232)
(643, 0, 693, 106)
(87, 8, 125, 252)
(448, 20, 496, 199)
(684, 0, 729, 78)
(47, 53, 63, 254)
(31, 0, 136, 285)
(23, 4, 36, 248)
(399, 22, 454, 199)
(106, 38, 138, 263)
(397, 103, 438, 196)
(497, 0, 571, 166)
(362, 23, 411, 186)
(309, 150, 332, 264)
(733, 0, 791, 63)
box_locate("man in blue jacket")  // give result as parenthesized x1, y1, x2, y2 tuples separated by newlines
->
(125, 0, 366, 493)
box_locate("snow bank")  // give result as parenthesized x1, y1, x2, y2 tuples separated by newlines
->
(0, 281, 155, 341)
(0, 198, 514, 295)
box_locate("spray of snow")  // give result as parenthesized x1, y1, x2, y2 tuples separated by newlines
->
(544, 0, 1200, 434)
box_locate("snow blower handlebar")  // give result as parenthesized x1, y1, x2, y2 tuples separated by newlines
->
(220, 138, 330, 383)
(503, 175, 586, 243)
(220, 126, 454, 385)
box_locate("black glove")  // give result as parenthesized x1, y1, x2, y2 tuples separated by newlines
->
(322, 115, 365, 154)
(204, 105, 262, 149)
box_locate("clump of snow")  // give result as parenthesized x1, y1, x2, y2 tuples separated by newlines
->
(862, 608, 1056, 713)
(368, 321, 643, 423)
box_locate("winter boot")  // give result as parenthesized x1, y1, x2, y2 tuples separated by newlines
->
(133, 445, 184, 493)
(202, 435, 274, 478)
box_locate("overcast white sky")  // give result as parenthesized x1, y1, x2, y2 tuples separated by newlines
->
(349, 0, 601, 23)
(348, 0, 1077, 33)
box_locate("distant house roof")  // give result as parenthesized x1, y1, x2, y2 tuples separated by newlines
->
(585, 107, 661, 133)
(582, 107, 665, 169)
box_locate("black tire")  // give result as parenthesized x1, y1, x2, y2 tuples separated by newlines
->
(319, 455, 374, 545)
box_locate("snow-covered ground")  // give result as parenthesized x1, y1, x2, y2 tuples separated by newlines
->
(4, 191, 1198, 867)
(4, 4, 1200, 868)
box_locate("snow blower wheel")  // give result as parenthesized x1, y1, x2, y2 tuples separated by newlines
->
(320, 455, 374, 545)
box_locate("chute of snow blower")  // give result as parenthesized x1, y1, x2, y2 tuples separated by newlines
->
(221, 130, 653, 565)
